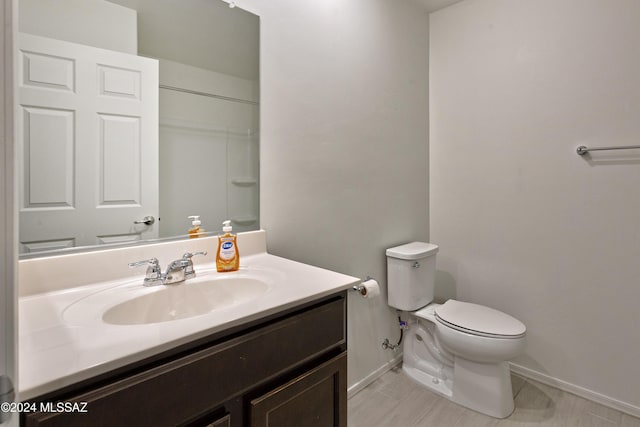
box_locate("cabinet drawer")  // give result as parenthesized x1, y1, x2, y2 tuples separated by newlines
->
(24, 297, 345, 427)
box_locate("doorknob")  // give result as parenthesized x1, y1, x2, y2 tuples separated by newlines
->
(133, 216, 155, 226)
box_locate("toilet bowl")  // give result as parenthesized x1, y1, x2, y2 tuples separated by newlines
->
(434, 299, 526, 363)
(386, 242, 526, 418)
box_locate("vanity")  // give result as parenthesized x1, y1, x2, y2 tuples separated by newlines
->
(18, 231, 358, 426)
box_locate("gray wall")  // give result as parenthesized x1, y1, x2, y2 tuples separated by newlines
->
(240, 0, 430, 389)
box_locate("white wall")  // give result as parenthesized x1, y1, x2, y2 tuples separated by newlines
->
(1, 0, 18, 418)
(19, 0, 136, 54)
(430, 0, 640, 415)
(157, 59, 259, 237)
(237, 0, 430, 389)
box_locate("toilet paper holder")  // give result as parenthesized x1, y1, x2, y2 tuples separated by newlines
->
(352, 276, 376, 296)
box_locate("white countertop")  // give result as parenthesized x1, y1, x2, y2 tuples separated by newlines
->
(19, 234, 359, 400)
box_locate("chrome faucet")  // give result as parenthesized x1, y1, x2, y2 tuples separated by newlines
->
(163, 258, 191, 284)
(182, 251, 207, 280)
(127, 258, 164, 286)
(128, 251, 207, 286)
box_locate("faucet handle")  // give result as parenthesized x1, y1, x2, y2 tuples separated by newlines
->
(128, 257, 160, 272)
(128, 258, 163, 286)
(182, 251, 207, 279)
(182, 251, 207, 260)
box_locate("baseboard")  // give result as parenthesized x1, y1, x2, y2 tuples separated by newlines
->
(347, 353, 403, 399)
(510, 363, 640, 419)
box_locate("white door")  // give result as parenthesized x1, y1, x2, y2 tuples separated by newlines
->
(17, 33, 159, 253)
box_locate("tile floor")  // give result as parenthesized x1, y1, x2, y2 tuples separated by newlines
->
(348, 366, 640, 427)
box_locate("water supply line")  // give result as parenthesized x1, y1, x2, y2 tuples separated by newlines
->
(382, 315, 407, 351)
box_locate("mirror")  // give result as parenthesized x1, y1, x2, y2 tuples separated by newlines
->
(17, 0, 259, 257)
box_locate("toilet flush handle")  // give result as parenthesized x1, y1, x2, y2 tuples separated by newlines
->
(413, 261, 421, 268)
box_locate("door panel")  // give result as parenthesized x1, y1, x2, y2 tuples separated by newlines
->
(17, 33, 159, 252)
(22, 106, 74, 207)
(98, 113, 141, 205)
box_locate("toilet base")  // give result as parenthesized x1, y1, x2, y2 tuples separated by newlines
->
(402, 307, 518, 419)
(403, 364, 453, 399)
(451, 358, 515, 418)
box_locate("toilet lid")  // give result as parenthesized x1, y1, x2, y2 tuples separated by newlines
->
(435, 300, 526, 338)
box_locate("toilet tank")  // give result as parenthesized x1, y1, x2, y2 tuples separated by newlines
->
(386, 242, 439, 311)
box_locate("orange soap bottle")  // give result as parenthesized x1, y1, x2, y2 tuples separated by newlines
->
(188, 215, 205, 238)
(216, 220, 239, 272)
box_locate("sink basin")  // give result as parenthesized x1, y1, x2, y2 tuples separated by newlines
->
(104, 276, 269, 325)
(62, 269, 275, 326)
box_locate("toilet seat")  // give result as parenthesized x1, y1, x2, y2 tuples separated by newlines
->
(435, 300, 526, 339)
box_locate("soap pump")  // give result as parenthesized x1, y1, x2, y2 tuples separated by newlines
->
(188, 215, 205, 238)
(216, 220, 239, 272)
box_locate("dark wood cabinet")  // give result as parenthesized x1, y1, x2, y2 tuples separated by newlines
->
(22, 293, 347, 427)
(250, 353, 346, 427)
(208, 414, 231, 427)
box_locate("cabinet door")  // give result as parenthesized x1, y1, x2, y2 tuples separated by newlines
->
(182, 411, 231, 427)
(208, 413, 230, 427)
(250, 353, 347, 427)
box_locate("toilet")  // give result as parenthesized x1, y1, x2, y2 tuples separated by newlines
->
(386, 242, 526, 418)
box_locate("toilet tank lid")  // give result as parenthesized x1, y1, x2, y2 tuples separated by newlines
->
(386, 242, 439, 260)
